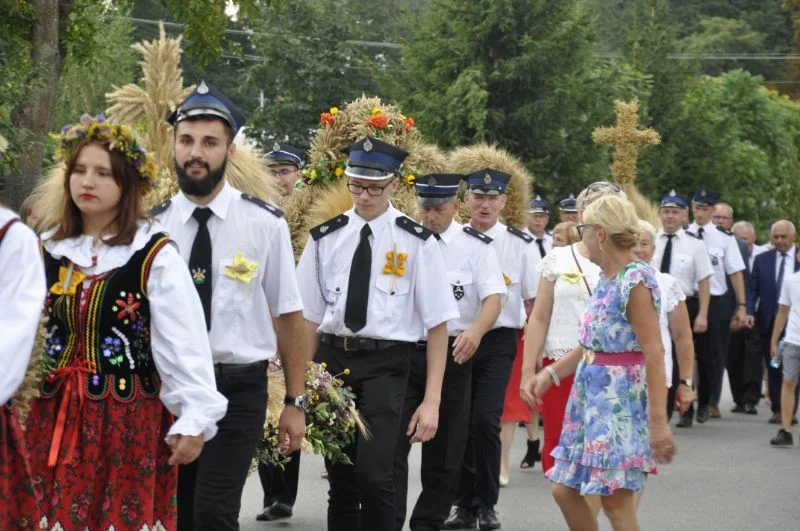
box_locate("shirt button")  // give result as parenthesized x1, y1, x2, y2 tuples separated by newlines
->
(336, 287, 340, 292)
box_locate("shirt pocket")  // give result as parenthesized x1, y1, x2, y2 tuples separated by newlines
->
(448, 269, 474, 303)
(376, 273, 411, 318)
(708, 247, 724, 268)
(672, 253, 692, 275)
(324, 274, 347, 313)
(217, 255, 260, 306)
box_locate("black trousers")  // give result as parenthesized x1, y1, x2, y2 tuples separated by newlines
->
(394, 342, 472, 531)
(316, 342, 411, 531)
(454, 327, 517, 510)
(686, 296, 722, 409)
(178, 361, 267, 531)
(728, 327, 763, 407)
(712, 319, 731, 405)
(666, 344, 679, 420)
(258, 451, 300, 507)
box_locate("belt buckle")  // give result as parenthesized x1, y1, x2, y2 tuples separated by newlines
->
(343, 336, 359, 352)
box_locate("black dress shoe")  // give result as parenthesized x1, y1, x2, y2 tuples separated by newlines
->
(770, 428, 794, 446)
(477, 506, 501, 530)
(443, 506, 477, 530)
(520, 439, 541, 469)
(256, 501, 293, 521)
(768, 413, 781, 424)
(731, 404, 746, 413)
(676, 409, 693, 428)
(745, 404, 758, 415)
(696, 406, 709, 424)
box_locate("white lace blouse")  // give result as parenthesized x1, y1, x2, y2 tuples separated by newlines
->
(41, 220, 227, 440)
(656, 271, 686, 387)
(539, 244, 601, 360)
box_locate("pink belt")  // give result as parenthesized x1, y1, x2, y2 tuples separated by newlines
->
(583, 350, 644, 366)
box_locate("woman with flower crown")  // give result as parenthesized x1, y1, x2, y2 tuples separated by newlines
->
(23, 115, 227, 531)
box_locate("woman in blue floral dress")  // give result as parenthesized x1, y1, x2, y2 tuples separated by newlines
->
(523, 195, 676, 531)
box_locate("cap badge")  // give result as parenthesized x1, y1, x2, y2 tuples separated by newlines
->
(363, 138, 373, 152)
(700, 190, 707, 197)
(569, 193, 575, 199)
(273, 142, 281, 152)
(669, 189, 677, 196)
(197, 81, 209, 95)
(483, 173, 492, 184)
(535, 195, 542, 201)
(427, 176, 438, 186)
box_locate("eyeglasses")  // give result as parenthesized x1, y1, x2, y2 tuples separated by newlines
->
(268, 169, 297, 178)
(347, 181, 393, 197)
(712, 215, 732, 221)
(587, 181, 621, 193)
(576, 224, 596, 239)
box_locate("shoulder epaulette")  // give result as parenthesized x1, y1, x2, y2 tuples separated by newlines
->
(684, 230, 701, 239)
(396, 216, 432, 240)
(242, 193, 284, 218)
(716, 225, 732, 236)
(507, 226, 533, 243)
(148, 199, 172, 217)
(682, 225, 689, 230)
(311, 215, 348, 241)
(463, 226, 492, 244)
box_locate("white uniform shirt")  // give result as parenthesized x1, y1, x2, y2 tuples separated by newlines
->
(477, 221, 540, 329)
(655, 271, 686, 387)
(523, 228, 553, 257)
(297, 204, 459, 341)
(0, 208, 46, 404)
(436, 221, 507, 336)
(156, 182, 303, 364)
(687, 222, 746, 296)
(779, 271, 800, 346)
(42, 221, 227, 439)
(653, 228, 713, 297)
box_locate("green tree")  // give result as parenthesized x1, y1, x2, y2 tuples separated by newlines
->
(680, 17, 769, 77)
(398, 0, 650, 200)
(672, 70, 800, 234)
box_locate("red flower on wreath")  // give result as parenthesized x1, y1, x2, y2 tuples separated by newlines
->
(367, 115, 389, 130)
(321, 112, 335, 126)
(116, 292, 140, 321)
(404, 116, 415, 131)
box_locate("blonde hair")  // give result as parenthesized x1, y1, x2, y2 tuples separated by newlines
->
(553, 221, 580, 245)
(576, 181, 627, 210)
(583, 195, 640, 249)
(638, 219, 657, 242)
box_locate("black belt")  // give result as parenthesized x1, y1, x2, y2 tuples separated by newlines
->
(320, 333, 406, 352)
(214, 360, 266, 376)
(414, 337, 457, 351)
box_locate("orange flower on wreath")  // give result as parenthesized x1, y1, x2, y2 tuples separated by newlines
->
(321, 112, 335, 126)
(367, 114, 389, 130)
(404, 116, 415, 131)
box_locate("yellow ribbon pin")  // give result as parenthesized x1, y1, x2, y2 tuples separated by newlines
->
(49, 265, 86, 296)
(224, 252, 258, 283)
(502, 273, 512, 285)
(383, 250, 408, 276)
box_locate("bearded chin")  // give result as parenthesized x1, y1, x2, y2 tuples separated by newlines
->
(176, 157, 227, 197)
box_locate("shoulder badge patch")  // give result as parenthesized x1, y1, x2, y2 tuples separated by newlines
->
(716, 225, 732, 236)
(241, 193, 284, 218)
(507, 226, 533, 243)
(311, 215, 349, 241)
(463, 226, 493, 244)
(396, 216, 432, 240)
(148, 199, 172, 217)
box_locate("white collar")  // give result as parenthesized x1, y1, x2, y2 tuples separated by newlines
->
(173, 181, 237, 224)
(437, 220, 462, 245)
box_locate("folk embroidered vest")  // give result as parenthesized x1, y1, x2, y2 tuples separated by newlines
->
(41, 233, 171, 401)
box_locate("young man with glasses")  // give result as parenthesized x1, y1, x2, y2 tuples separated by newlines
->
(296, 137, 459, 531)
(265, 142, 305, 197)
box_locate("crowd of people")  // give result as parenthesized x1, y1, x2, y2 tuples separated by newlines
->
(0, 81, 796, 531)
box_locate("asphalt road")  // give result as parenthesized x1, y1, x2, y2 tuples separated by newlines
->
(239, 386, 800, 530)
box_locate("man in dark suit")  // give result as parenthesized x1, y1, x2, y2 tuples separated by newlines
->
(745, 220, 800, 422)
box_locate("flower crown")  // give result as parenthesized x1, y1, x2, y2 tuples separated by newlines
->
(53, 114, 158, 191)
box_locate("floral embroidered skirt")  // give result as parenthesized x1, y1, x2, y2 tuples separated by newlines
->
(545, 361, 656, 495)
(1, 404, 41, 530)
(24, 385, 176, 530)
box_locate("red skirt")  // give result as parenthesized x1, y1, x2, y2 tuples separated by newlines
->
(501, 330, 541, 423)
(1, 405, 41, 530)
(24, 378, 177, 530)
(540, 357, 575, 474)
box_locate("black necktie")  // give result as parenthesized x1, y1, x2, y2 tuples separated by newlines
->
(434, 233, 442, 241)
(190, 207, 213, 330)
(660, 234, 675, 273)
(536, 238, 546, 258)
(345, 224, 372, 333)
(777, 252, 787, 302)
(698, 227, 704, 240)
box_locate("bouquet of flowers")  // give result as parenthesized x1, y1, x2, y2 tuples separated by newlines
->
(256, 360, 368, 468)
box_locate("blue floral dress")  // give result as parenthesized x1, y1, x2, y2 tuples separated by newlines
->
(546, 261, 660, 495)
